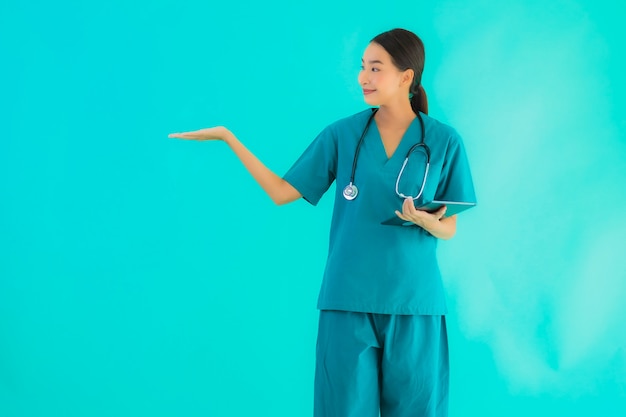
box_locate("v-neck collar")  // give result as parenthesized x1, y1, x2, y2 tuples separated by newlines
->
(372, 115, 420, 165)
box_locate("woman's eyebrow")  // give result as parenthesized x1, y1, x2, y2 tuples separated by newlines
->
(361, 58, 385, 65)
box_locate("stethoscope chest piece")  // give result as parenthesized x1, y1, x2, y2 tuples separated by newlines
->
(343, 183, 358, 200)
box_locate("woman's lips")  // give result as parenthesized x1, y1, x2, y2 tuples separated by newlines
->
(363, 89, 376, 95)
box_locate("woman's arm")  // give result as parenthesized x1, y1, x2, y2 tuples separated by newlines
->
(223, 130, 301, 205)
(168, 126, 302, 205)
(395, 198, 457, 239)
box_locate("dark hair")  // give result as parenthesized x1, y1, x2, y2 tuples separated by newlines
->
(371, 28, 428, 115)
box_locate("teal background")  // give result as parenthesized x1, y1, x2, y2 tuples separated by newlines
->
(1, 0, 625, 416)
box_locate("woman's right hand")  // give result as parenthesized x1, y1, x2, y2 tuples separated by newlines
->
(168, 126, 232, 142)
(169, 124, 301, 205)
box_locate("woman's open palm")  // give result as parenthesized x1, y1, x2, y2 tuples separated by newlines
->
(168, 126, 230, 141)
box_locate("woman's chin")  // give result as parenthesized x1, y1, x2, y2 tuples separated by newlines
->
(363, 96, 380, 106)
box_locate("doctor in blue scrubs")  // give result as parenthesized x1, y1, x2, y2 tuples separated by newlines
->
(170, 28, 476, 417)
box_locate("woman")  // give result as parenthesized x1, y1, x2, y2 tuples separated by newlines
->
(170, 28, 476, 417)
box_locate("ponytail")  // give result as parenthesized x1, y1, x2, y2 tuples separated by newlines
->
(410, 84, 428, 115)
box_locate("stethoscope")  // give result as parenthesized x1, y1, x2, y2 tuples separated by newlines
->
(343, 108, 431, 201)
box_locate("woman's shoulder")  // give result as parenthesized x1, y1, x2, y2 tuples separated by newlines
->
(421, 113, 463, 145)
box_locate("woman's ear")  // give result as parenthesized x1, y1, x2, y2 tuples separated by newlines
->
(401, 68, 415, 88)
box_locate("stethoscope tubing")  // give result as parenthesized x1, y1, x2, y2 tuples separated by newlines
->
(344, 108, 430, 201)
(347, 109, 377, 189)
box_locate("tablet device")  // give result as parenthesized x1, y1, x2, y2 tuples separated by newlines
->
(416, 200, 476, 216)
(380, 200, 476, 226)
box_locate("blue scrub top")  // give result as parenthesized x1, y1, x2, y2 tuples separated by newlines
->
(283, 108, 476, 315)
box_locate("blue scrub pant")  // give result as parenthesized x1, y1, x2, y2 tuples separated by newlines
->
(314, 311, 449, 417)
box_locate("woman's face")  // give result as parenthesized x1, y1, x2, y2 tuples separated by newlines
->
(358, 42, 413, 106)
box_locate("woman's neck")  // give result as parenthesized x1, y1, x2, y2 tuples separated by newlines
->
(375, 100, 416, 128)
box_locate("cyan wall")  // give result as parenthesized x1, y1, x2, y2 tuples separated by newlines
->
(1, 0, 625, 416)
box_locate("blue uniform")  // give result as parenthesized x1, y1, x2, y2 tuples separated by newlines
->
(283, 108, 476, 417)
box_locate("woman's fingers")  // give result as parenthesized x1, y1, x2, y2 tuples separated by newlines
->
(168, 126, 229, 141)
(395, 199, 416, 222)
(395, 209, 408, 220)
(433, 205, 447, 219)
(396, 199, 447, 226)
(168, 131, 205, 139)
(403, 198, 416, 214)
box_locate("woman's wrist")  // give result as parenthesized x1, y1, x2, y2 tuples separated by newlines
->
(220, 128, 233, 144)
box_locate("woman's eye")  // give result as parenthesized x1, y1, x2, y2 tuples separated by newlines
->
(371, 68, 380, 72)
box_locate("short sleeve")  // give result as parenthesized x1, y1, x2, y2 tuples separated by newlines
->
(434, 131, 477, 205)
(282, 126, 338, 206)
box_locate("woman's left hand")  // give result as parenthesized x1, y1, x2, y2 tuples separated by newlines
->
(395, 198, 446, 229)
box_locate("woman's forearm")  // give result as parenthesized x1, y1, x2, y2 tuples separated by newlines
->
(422, 215, 457, 240)
(223, 131, 301, 205)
